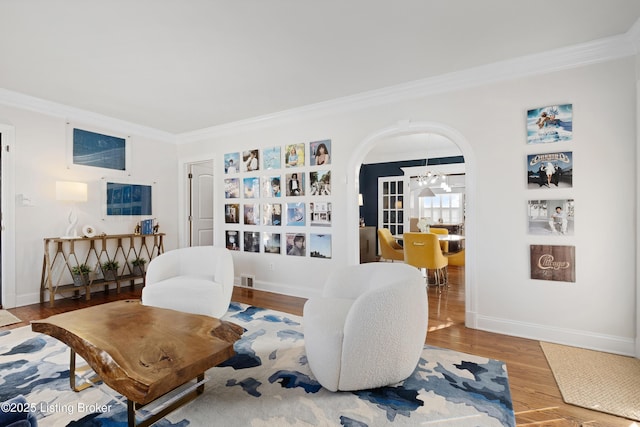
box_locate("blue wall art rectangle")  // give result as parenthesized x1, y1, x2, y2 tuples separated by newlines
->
(106, 182, 152, 215)
(73, 128, 126, 170)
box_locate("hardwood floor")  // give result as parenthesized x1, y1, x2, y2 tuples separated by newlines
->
(2, 267, 636, 427)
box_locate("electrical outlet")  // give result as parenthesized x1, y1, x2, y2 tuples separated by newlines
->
(269, 263, 274, 271)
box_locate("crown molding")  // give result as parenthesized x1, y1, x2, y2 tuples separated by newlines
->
(178, 31, 638, 144)
(1, 24, 637, 145)
(0, 88, 177, 144)
(628, 17, 640, 51)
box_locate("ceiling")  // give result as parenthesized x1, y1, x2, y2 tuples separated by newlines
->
(1, 1, 640, 135)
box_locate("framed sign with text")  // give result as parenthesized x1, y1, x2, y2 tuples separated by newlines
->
(530, 245, 575, 283)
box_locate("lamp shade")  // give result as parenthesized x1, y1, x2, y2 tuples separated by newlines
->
(56, 181, 88, 202)
(419, 187, 435, 197)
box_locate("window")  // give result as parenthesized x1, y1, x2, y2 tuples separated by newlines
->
(419, 193, 464, 224)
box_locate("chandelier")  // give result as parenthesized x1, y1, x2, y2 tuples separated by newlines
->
(416, 172, 451, 193)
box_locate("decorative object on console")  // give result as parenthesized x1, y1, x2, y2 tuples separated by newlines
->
(100, 260, 120, 281)
(140, 218, 154, 235)
(70, 264, 91, 287)
(56, 181, 88, 239)
(82, 224, 96, 238)
(131, 257, 147, 276)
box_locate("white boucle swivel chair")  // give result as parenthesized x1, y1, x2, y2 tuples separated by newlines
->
(141, 246, 234, 318)
(303, 262, 428, 392)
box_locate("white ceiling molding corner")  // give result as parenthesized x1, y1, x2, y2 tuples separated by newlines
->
(176, 34, 637, 145)
(627, 16, 640, 51)
(0, 88, 177, 144)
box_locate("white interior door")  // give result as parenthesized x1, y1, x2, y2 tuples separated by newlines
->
(189, 161, 214, 246)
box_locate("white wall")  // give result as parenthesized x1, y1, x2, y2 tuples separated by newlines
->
(179, 57, 637, 355)
(0, 106, 179, 307)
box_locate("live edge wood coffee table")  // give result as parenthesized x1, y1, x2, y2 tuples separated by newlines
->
(31, 300, 243, 427)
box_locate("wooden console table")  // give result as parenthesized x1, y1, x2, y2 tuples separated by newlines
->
(40, 233, 165, 307)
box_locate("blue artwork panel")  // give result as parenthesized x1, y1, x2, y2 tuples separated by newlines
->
(107, 182, 152, 215)
(73, 128, 126, 170)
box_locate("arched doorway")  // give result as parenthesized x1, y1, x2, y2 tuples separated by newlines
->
(346, 120, 479, 328)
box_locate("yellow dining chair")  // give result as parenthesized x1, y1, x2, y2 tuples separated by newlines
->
(377, 228, 404, 262)
(429, 227, 449, 253)
(447, 249, 465, 266)
(403, 232, 448, 289)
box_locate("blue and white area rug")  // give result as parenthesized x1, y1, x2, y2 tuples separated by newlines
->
(0, 303, 515, 426)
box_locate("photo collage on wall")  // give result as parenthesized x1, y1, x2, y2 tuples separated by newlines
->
(224, 139, 332, 258)
(526, 104, 575, 282)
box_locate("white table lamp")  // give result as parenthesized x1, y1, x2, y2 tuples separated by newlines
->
(56, 181, 88, 238)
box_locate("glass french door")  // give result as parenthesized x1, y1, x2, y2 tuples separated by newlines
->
(378, 176, 407, 237)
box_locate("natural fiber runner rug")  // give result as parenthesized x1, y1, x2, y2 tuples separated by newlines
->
(1, 303, 515, 426)
(540, 341, 640, 421)
(0, 309, 21, 327)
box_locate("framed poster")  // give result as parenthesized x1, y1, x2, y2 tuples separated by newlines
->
(530, 245, 575, 282)
(242, 149, 260, 172)
(225, 204, 239, 224)
(527, 199, 574, 235)
(243, 177, 260, 198)
(527, 151, 573, 188)
(285, 143, 305, 167)
(225, 230, 240, 251)
(286, 172, 305, 196)
(527, 104, 573, 144)
(310, 170, 331, 195)
(309, 202, 332, 227)
(262, 176, 282, 198)
(263, 232, 281, 254)
(244, 231, 260, 253)
(105, 182, 152, 216)
(262, 203, 282, 226)
(262, 146, 281, 170)
(224, 178, 240, 198)
(224, 152, 240, 174)
(244, 203, 259, 225)
(72, 127, 127, 171)
(286, 202, 305, 226)
(310, 139, 331, 166)
(286, 233, 306, 256)
(310, 234, 332, 259)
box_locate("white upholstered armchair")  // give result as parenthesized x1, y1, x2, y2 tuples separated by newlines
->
(303, 262, 428, 392)
(141, 246, 234, 318)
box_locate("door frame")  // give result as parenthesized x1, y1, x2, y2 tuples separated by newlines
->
(0, 123, 16, 308)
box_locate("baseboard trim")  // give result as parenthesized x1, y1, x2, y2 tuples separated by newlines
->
(16, 283, 125, 308)
(233, 278, 320, 301)
(476, 315, 636, 356)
